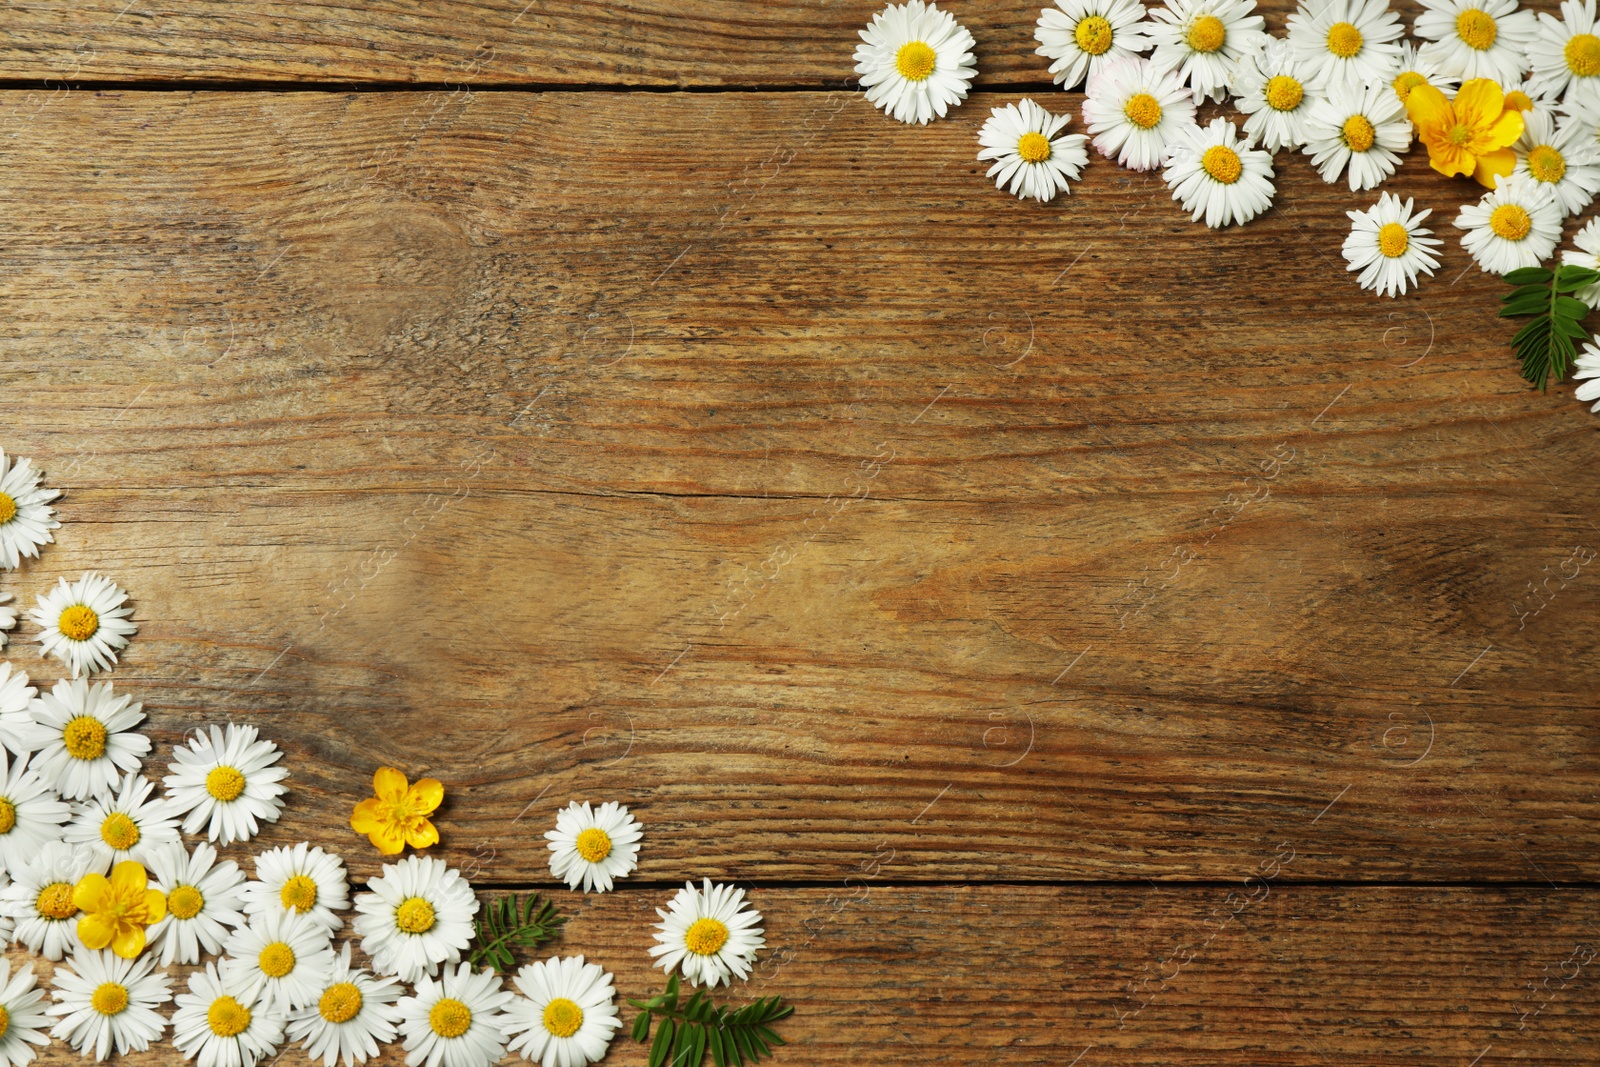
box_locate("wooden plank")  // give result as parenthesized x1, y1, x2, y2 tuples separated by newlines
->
(0, 90, 1596, 883)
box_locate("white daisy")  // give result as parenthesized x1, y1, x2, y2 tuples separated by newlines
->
(240, 842, 349, 934)
(0, 960, 51, 1067)
(1511, 107, 1600, 215)
(1415, 0, 1538, 84)
(853, 0, 977, 125)
(975, 97, 1092, 202)
(352, 855, 478, 985)
(1287, 0, 1404, 90)
(1, 841, 103, 960)
(0, 874, 11, 946)
(164, 723, 289, 847)
(396, 963, 512, 1067)
(171, 963, 285, 1067)
(1230, 36, 1318, 151)
(1527, 0, 1600, 106)
(1573, 339, 1600, 408)
(47, 948, 171, 1059)
(0, 452, 59, 572)
(503, 955, 622, 1067)
(145, 840, 248, 967)
(64, 771, 180, 868)
(544, 800, 643, 894)
(1082, 55, 1199, 169)
(1146, 0, 1267, 102)
(29, 573, 136, 678)
(0, 594, 16, 651)
(648, 878, 766, 989)
(1162, 117, 1276, 227)
(1342, 193, 1444, 296)
(1389, 38, 1462, 106)
(222, 908, 338, 1014)
(1456, 176, 1563, 272)
(1303, 79, 1411, 190)
(1035, 0, 1154, 90)
(16, 677, 147, 802)
(285, 943, 403, 1067)
(1561, 214, 1600, 304)
(0, 664, 34, 757)
(0, 750, 69, 875)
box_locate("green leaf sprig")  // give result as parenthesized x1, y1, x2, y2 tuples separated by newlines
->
(465, 893, 565, 973)
(1500, 264, 1600, 390)
(629, 973, 793, 1067)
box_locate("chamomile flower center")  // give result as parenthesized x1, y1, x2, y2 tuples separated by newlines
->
(1490, 203, 1532, 239)
(101, 812, 140, 851)
(1017, 131, 1053, 163)
(575, 827, 614, 863)
(1528, 144, 1567, 182)
(1186, 14, 1226, 52)
(685, 916, 731, 956)
(1201, 144, 1243, 183)
(0, 1005, 9, 1039)
(1378, 222, 1410, 257)
(1075, 14, 1114, 54)
(63, 715, 108, 760)
(0, 798, 16, 835)
(1504, 89, 1534, 110)
(429, 998, 473, 1039)
(543, 997, 584, 1038)
(259, 941, 296, 978)
(895, 41, 937, 81)
(37, 882, 76, 920)
(205, 765, 246, 801)
(1326, 21, 1363, 57)
(57, 604, 99, 642)
(1265, 75, 1304, 111)
(208, 997, 251, 1037)
(1393, 71, 1428, 101)
(0, 493, 14, 526)
(1566, 32, 1600, 76)
(396, 896, 437, 934)
(319, 982, 363, 1024)
(1456, 8, 1497, 50)
(1342, 115, 1376, 152)
(168, 884, 205, 919)
(91, 982, 129, 1016)
(1123, 92, 1163, 129)
(280, 874, 319, 912)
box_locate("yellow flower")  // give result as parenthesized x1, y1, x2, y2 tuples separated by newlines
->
(351, 766, 443, 854)
(73, 860, 166, 959)
(1406, 79, 1525, 187)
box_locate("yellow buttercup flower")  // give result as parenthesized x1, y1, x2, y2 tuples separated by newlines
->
(1406, 78, 1525, 187)
(73, 860, 166, 959)
(351, 767, 443, 854)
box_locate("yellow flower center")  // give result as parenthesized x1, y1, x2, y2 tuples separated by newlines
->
(63, 716, 108, 760)
(1265, 74, 1304, 111)
(396, 896, 436, 934)
(429, 998, 473, 1039)
(1200, 144, 1242, 183)
(543, 997, 584, 1038)
(1456, 8, 1497, 50)
(37, 882, 76, 920)
(101, 812, 140, 851)
(205, 765, 246, 802)
(685, 917, 731, 956)
(0, 1005, 9, 1039)
(91, 982, 129, 1016)
(57, 605, 99, 642)
(894, 41, 936, 81)
(1074, 14, 1114, 54)
(1489, 203, 1532, 240)
(1446, 121, 1471, 146)
(1342, 114, 1376, 152)
(280, 874, 318, 912)
(575, 827, 613, 863)
(319, 982, 363, 1024)
(1566, 32, 1600, 76)
(1326, 21, 1363, 57)
(1123, 91, 1162, 129)
(0, 493, 14, 526)
(1186, 14, 1226, 52)
(259, 941, 296, 978)
(1017, 131, 1053, 163)
(1393, 70, 1428, 102)
(1528, 144, 1567, 183)
(0, 798, 16, 835)
(1503, 89, 1534, 111)
(208, 997, 251, 1037)
(1377, 222, 1410, 258)
(168, 884, 205, 920)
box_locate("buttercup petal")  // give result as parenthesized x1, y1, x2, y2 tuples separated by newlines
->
(373, 766, 409, 800)
(351, 797, 383, 833)
(72, 874, 112, 912)
(77, 914, 115, 950)
(1454, 78, 1505, 129)
(408, 778, 444, 815)
(404, 819, 441, 850)
(111, 925, 146, 959)
(1473, 147, 1517, 188)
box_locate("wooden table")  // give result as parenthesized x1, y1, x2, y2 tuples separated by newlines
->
(3, 1, 1598, 1063)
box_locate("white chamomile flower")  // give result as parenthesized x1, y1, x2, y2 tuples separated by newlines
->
(0, 665, 34, 757)
(222, 909, 338, 1014)
(976, 98, 1092, 202)
(397, 963, 512, 1067)
(1342, 193, 1444, 296)
(0, 594, 16, 651)
(164, 723, 289, 846)
(0, 750, 69, 875)
(1035, 0, 1154, 90)
(1303, 79, 1411, 190)
(1162, 117, 1276, 227)
(18, 678, 147, 802)
(286, 943, 403, 1067)
(1573, 339, 1600, 409)
(47, 949, 171, 1060)
(503, 956, 621, 1067)
(1415, 0, 1538, 84)
(544, 800, 643, 894)
(1456, 176, 1563, 273)
(1082, 55, 1199, 170)
(353, 855, 478, 985)
(29, 573, 136, 679)
(1, 842, 104, 960)
(171, 963, 285, 1067)
(1561, 214, 1600, 305)
(65, 771, 180, 868)
(1230, 37, 1318, 151)
(0, 960, 51, 1067)
(0, 451, 59, 572)
(1527, 0, 1600, 106)
(1511, 107, 1600, 215)
(0, 874, 11, 946)
(1146, 0, 1267, 102)
(240, 842, 350, 934)
(1389, 38, 1462, 106)
(145, 841, 248, 967)
(853, 0, 977, 125)
(648, 878, 766, 989)
(1287, 0, 1404, 90)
